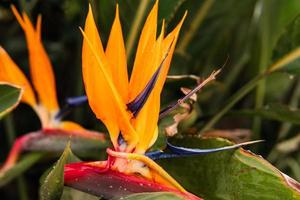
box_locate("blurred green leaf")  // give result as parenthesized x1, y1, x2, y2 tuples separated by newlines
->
(40, 143, 79, 200)
(113, 192, 184, 200)
(0, 83, 22, 119)
(158, 0, 186, 25)
(234, 103, 300, 124)
(159, 137, 300, 200)
(255, 0, 300, 53)
(0, 153, 45, 187)
(22, 130, 108, 158)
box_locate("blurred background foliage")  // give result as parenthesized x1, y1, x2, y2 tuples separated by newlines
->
(1, 0, 300, 199)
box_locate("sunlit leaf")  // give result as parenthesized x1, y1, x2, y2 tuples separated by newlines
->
(40, 143, 80, 200)
(158, 137, 300, 200)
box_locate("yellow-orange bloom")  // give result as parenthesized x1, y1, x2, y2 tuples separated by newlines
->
(82, 1, 186, 154)
(81, 1, 186, 191)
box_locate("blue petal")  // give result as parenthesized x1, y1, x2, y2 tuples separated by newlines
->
(54, 96, 88, 120)
(127, 66, 161, 116)
(166, 140, 263, 155)
(66, 96, 88, 106)
(127, 40, 173, 117)
(146, 140, 263, 160)
(127, 59, 165, 117)
(146, 151, 180, 160)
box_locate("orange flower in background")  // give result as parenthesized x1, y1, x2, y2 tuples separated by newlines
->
(0, 6, 105, 172)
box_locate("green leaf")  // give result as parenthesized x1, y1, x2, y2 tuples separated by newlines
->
(257, 0, 300, 52)
(0, 83, 22, 119)
(22, 130, 108, 158)
(233, 103, 300, 124)
(40, 143, 80, 200)
(158, 137, 300, 200)
(158, 0, 187, 25)
(60, 187, 98, 200)
(114, 192, 184, 200)
(0, 153, 45, 187)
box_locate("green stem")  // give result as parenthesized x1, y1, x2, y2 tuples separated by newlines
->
(14, 2, 30, 199)
(252, 78, 266, 138)
(252, 0, 271, 138)
(4, 114, 28, 200)
(17, 177, 29, 200)
(278, 79, 300, 140)
(4, 114, 16, 144)
(125, 0, 149, 60)
(176, 0, 215, 53)
(200, 74, 264, 132)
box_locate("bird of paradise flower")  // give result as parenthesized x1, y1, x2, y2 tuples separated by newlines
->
(0, 6, 105, 173)
(64, 2, 260, 199)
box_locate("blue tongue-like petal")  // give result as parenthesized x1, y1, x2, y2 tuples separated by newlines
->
(127, 40, 174, 117)
(126, 62, 163, 117)
(127, 56, 171, 117)
(146, 140, 263, 160)
(54, 96, 88, 120)
(66, 96, 88, 106)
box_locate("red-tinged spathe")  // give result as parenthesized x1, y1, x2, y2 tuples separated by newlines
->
(64, 162, 202, 200)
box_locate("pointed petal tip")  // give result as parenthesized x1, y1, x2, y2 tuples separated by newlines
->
(179, 11, 188, 27)
(161, 19, 165, 36)
(10, 4, 17, 14)
(151, 0, 159, 15)
(10, 5, 25, 29)
(87, 3, 94, 19)
(116, 3, 119, 13)
(79, 26, 83, 32)
(88, 3, 92, 12)
(114, 4, 120, 22)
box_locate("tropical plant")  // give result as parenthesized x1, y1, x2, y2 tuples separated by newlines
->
(1, 0, 300, 200)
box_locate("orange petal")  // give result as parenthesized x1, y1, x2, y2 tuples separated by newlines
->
(156, 12, 187, 93)
(0, 47, 36, 107)
(59, 121, 85, 131)
(105, 5, 128, 102)
(133, 22, 164, 153)
(129, 0, 158, 101)
(82, 5, 137, 151)
(132, 12, 186, 152)
(11, 6, 59, 112)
